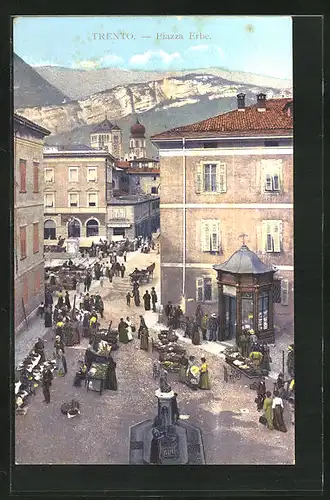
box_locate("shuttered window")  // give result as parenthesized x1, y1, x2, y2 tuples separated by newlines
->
(262, 220, 282, 253)
(68, 167, 79, 182)
(262, 159, 282, 192)
(33, 223, 39, 253)
(195, 162, 227, 194)
(45, 193, 55, 207)
(201, 219, 221, 253)
(23, 276, 29, 305)
(20, 227, 26, 259)
(34, 270, 41, 294)
(19, 160, 27, 192)
(69, 193, 79, 207)
(33, 162, 39, 192)
(87, 167, 97, 182)
(196, 276, 217, 302)
(281, 279, 289, 305)
(44, 168, 54, 183)
(88, 192, 98, 207)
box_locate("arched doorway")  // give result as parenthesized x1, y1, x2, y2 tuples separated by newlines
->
(86, 219, 99, 237)
(44, 219, 56, 240)
(68, 218, 81, 238)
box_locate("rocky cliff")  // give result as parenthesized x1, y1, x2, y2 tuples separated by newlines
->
(16, 73, 292, 136)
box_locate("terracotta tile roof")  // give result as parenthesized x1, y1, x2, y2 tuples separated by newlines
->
(151, 98, 293, 139)
(115, 161, 131, 168)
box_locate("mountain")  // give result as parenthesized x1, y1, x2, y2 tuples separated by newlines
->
(13, 54, 70, 109)
(15, 73, 292, 136)
(34, 64, 292, 100)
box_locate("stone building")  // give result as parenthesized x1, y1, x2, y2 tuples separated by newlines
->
(107, 195, 160, 240)
(90, 117, 123, 158)
(14, 113, 50, 333)
(151, 94, 294, 338)
(43, 145, 115, 243)
(128, 167, 160, 196)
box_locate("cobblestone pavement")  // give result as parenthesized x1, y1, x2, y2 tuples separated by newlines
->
(15, 249, 295, 465)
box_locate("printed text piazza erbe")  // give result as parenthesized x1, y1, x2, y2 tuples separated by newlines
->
(92, 32, 211, 41)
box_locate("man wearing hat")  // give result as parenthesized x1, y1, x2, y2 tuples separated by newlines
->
(208, 313, 218, 342)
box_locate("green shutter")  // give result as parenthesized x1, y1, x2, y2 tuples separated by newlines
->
(195, 163, 203, 193)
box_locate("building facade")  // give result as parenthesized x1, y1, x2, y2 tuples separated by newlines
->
(90, 117, 123, 158)
(43, 146, 115, 243)
(128, 168, 160, 196)
(107, 195, 160, 240)
(151, 94, 294, 337)
(14, 113, 50, 332)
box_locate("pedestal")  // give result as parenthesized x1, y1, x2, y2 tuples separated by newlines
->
(66, 238, 79, 257)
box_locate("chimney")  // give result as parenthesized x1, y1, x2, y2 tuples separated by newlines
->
(256, 93, 266, 112)
(237, 93, 246, 111)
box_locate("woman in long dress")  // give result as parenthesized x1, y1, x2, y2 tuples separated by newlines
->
(191, 321, 201, 345)
(272, 390, 287, 432)
(118, 318, 129, 344)
(262, 391, 274, 429)
(55, 349, 67, 376)
(44, 305, 53, 327)
(199, 357, 211, 390)
(186, 356, 199, 390)
(106, 356, 118, 391)
(140, 328, 149, 351)
(256, 376, 267, 411)
(125, 317, 133, 341)
(143, 291, 151, 311)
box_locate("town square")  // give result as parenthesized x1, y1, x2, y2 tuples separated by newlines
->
(13, 15, 294, 465)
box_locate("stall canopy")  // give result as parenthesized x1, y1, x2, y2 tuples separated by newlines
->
(213, 244, 274, 275)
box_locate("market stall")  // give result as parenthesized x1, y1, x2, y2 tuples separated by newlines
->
(15, 350, 56, 412)
(152, 330, 186, 373)
(85, 362, 109, 395)
(85, 339, 112, 369)
(223, 347, 261, 380)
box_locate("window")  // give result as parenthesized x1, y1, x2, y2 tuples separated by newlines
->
(203, 142, 216, 148)
(23, 277, 29, 305)
(151, 186, 157, 194)
(264, 140, 279, 147)
(153, 176, 157, 181)
(262, 159, 282, 192)
(262, 220, 282, 253)
(44, 168, 54, 183)
(87, 167, 97, 182)
(196, 162, 227, 193)
(241, 294, 254, 329)
(33, 162, 39, 192)
(19, 159, 27, 192)
(69, 193, 79, 207)
(20, 227, 26, 259)
(33, 223, 39, 253)
(272, 280, 281, 303)
(86, 219, 99, 237)
(258, 291, 269, 330)
(113, 208, 126, 219)
(281, 279, 289, 306)
(201, 219, 221, 253)
(87, 192, 98, 207)
(196, 277, 217, 302)
(68, 167, 79, 182)
(34, 270, 41, 294)
(113, 135, 119, 144)
(44, 220, 56, 240)
(44, 193, 55, 208)
(113, 228, 125, 236)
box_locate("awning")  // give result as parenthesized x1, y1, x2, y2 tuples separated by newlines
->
(79, 237, 101, 248)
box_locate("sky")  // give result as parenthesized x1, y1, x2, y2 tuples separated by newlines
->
(13, 16, 292, 80)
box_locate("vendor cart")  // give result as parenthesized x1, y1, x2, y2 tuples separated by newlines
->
(85, 362, 108, 395)
(224, 358, 260, 380)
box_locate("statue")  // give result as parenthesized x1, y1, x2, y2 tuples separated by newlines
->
(159, 366, 171, 393)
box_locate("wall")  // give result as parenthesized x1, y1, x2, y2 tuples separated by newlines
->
(14, 130, 45, 331)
